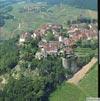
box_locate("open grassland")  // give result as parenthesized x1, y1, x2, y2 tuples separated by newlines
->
(49, 83, 86, 101)
(49, 63, 98, 101)
(79, 63, 98, 97)
(0, 3, 97, 39)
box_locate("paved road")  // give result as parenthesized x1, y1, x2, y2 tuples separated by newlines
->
(67, 57, 97, 85)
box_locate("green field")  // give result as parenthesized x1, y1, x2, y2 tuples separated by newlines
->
(0, 2, 97, 39)
(74, 48, 97, 57)
(49, 83, 86, 101)
(49, 63, 98, 101)
(79, 63, 98, 97)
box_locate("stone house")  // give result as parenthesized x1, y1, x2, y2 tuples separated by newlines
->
(19, 32, 31, 43)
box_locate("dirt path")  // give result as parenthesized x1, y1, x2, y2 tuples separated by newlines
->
(67, 57, 97, 85)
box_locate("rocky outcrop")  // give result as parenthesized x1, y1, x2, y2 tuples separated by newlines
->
(62, 54, 79, 73)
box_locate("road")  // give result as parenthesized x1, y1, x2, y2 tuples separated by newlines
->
(67, 57, 97, 85)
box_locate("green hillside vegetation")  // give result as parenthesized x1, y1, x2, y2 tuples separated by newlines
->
(0, 3, 97, 39)
(74, 48, 96, 57)
(63, 0, 97, 11)
(28, 0, 97, 10)
(0, 38, 19, 74)
(74, 47, 97, 67)
(79, 63, 98, 97)
(0, 1, 98, 100)
(49, 83, 86, 101)
(0, 38, 66, 100)
(49, 63, 98, 101)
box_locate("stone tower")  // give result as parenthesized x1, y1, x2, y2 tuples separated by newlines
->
(62, 54, 78, 73)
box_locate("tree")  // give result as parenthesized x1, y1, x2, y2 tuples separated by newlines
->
(0, 0, 14, 27)
(45, 30, 55, 41)
(19, 39, 39, 69)
(67, 20, 71, 25)
(0, 39, 19, 74)
(0, 17, 5, 27)
(3, 75, 46, 101)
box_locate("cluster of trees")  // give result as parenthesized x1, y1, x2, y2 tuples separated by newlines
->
(26, 0, 97, 10)
(45, 30, 55, 41)
(19, 39, 39, 68)
(0, 57, 65, 101)
(43, 28, 69, 42)
(60, 28, 69, 38)
(64, 0, 97, 10)
(75, 39, 97, 67)
(0, 1, 14, 27)
(0, 38, 19, 74)
(77, 54, 94, 68)
(0, 37, 65, 100)
(67, 16, 97, 25)
(7, 37, 65, 100)
(0, 75, 46, 101)
(19, 39, 66, 84)
(76, 39, 98, 49)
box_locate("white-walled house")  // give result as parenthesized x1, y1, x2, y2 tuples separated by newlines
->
(19, 32, 31, 43)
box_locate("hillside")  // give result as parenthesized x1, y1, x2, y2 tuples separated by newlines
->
(63, 0, 97, 10)
(0, 0, 98, 100)
(0, 2, 97, 39)
(25, 0, 97, 10)
(79, 63, 98, 97)
(49, 63, 98, 101)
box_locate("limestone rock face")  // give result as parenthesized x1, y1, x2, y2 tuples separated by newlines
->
(62, 57, 70, 69)
(62, 54, 79, 73)
(70, 56, 78, 73)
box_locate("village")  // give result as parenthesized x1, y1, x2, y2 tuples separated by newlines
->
(0, 1, 98, 100)
(19, 20, 97, 60)
(18, 19, 97, 75)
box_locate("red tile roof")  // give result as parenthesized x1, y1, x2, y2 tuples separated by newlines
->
(33, 24, 62, 38)
(42, 41, 60, 53)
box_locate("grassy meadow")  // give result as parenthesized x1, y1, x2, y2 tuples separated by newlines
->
(49, 63, 98, 101)
(79, 63, 98, 97)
